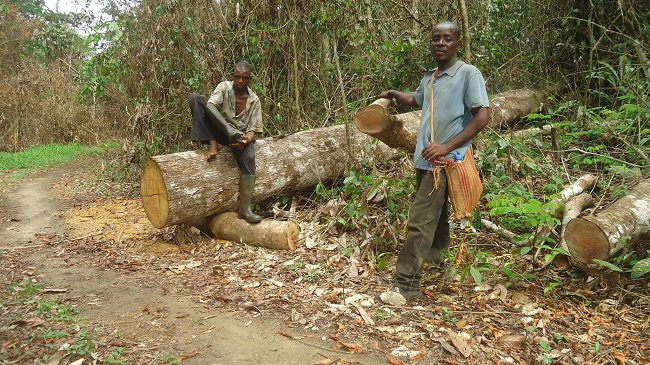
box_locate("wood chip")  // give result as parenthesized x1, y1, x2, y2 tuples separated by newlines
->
(351, 301, 375, 326)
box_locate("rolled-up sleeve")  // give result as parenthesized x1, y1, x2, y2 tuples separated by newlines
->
(247, 98, 263, 133)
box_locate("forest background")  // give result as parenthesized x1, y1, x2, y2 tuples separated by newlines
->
(1, 0, 649, 277)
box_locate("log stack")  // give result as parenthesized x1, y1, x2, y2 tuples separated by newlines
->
(141, 124, 399, 229)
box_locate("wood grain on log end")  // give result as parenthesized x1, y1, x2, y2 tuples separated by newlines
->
(141, 158, 169, 229)
(565, 218, 610, 264)
(354, 103, 390, 134)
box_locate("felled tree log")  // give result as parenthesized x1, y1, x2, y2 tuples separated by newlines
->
(354, 87, 558, 153)
(489, 87, 557, 130)
(141, 124, 398, 228)
(208, 212, 299, 250)
(564, 178, 650, 266)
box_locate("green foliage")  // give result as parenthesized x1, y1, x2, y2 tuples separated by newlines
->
(101, 348, 128, 365)
(630, 258, 650, 279)
(315, 168, 412, 231)
(6, 278, 129, 363)
(16, 279, 42, 298)
(0, 143, 97, 171)
(485, 181, 560, 238)
(31, 297, 78, 322)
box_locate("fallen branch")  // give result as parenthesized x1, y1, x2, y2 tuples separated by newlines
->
(559, 193, 595, 253)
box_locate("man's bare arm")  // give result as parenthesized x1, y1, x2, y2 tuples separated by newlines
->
(378, 90, 419, 108)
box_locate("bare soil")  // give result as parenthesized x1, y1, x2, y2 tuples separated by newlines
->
(1, 155, 649, 365)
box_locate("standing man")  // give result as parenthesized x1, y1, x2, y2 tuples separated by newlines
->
(378, 21, 489, 302)
(188, 61, 263, 224)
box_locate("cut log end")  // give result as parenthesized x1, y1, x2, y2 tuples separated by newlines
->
(564, 218, 610, 264)
(141, 158, 169, 229)
(354, 104, 391, 134)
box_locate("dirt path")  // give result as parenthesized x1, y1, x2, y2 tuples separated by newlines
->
(0, 162, 387, 364)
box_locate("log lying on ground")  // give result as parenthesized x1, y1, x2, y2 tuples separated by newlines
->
(141, 124, 399, 228)
(564, 178, 650, 266)
(488, 87, 558, 130)
(354, 87, 558, 153)
(208, 212, 299, 250)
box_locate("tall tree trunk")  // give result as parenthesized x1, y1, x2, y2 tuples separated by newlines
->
(291, 16, 301, 122)
(458, 0, 472, 64)
(333, 36, 355, 170)
(619, 0, 650, 80)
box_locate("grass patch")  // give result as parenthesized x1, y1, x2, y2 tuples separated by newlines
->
(0, 142, 119, 178)
(4, 279, 130, 363)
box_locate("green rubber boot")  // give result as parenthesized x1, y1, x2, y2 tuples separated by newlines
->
(238, 174, 262, 224)
(204, 104, 243, 144)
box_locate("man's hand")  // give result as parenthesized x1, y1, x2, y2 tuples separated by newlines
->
(230, 131, 255, 148)
(422, 141, 451, 162)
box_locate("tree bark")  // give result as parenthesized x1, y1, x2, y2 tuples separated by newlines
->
(354, 87, 558, 153)
(458, 0, 472, 64)
(564, 178, 650, 266)
(208, 212, 299, 250)
(141, 125, 399, 228)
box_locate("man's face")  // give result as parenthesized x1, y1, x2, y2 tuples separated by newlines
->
(430, 25, 461, 63)
(232, 68, 251, 92)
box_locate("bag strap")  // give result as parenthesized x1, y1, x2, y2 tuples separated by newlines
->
(429, 72, 435, 143)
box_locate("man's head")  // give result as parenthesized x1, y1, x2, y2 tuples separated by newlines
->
(430, 21, 462, 65)
(232, 61, 252, 92)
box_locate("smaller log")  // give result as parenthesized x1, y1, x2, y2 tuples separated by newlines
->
(565, 178, 650, 265)
(559, 193, 595, 253)
(353, 98, 420, 152)
(208, 212, 300, 251)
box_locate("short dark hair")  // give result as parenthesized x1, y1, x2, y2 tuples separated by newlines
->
(234, 61, 251, 73)
(434, 21, 461, 40)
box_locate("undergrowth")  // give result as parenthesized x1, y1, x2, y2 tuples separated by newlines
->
(309, 93, 649, 289)
(2, 279, 128, 364)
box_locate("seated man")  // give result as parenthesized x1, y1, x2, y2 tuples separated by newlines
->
(188, 61, 263, 224)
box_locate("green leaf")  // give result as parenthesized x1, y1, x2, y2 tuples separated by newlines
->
(630, 258, 650, 279)
(540, 341, 552, 352)
(469, 266, 482, 284)
(592, 259, 623, 272)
